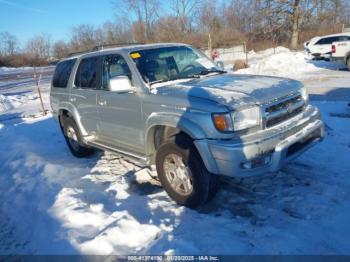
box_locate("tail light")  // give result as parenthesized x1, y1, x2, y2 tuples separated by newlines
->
(332, 44, 336, 53)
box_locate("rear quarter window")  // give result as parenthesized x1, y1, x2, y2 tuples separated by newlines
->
(52, 59, 76, 88)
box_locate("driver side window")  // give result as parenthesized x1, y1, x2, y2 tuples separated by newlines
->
(102, 55, 131, 90)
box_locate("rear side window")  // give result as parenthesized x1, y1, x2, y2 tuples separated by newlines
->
(52, 59, 76, 88)
(316, 36, 340, 45)
(74, 57, 99, 88)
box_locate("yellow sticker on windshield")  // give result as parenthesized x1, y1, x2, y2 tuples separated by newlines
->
(130, 52, 141, 59)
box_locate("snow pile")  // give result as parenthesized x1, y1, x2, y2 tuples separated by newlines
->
(248, 46, 291, 58)
(236, 46, 345, 79)
(0, 94, 29, 113)
(236, 48, 319, 78)
(0, 94, 16, 112)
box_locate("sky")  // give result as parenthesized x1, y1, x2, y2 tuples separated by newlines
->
(0, 0, 121, 47)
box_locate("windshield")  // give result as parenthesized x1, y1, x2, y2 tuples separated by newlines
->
(130, 46, 221, 84)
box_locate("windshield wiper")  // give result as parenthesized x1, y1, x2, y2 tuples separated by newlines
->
(149, 75, 200, 86)
(148, 70, 226, 86)
(196, 69, 227, 76)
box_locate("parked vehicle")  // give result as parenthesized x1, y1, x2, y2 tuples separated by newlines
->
(304, 33, 350, 60)
(50, 43, 324, 208)
(331, 40, 350, 70)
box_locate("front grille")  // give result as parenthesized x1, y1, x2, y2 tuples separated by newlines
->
(264, 94, 305, 128)
(266, 106, 304, 127)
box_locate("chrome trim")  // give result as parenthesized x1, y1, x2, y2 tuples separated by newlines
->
(261, 92, 305, 128)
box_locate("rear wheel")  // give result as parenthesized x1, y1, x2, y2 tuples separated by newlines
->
(155, 134, 219, 208)
(62, 116, 94, 158)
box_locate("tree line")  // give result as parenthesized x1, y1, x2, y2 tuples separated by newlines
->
(1, 0, 349, 67)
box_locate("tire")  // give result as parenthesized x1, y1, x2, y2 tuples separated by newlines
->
(62, 116, 94, 158)
(155, 134, 219, 208)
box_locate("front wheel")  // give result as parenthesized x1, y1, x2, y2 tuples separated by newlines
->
(155, 135, 218, 208)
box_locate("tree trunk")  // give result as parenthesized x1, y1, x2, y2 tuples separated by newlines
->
(208, 33, 212, 53)
(290, 0, 302, 50)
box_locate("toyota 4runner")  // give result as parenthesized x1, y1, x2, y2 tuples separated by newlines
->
(50, 43, 324, 207)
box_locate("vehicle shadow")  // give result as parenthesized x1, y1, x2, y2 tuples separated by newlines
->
(307, 59, 348, 71)
(309, 87, 350, 101)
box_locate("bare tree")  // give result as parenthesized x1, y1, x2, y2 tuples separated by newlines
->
(69, 24, 97, 52)
(114, 0, 160, 42)
(101, 20, 133, 44)
(26, 34, 51, 60)
(199, 0, 223, 47)
(52, 40, 70, 59)
(3, 0, 350, 68)
(173, 0, 201, 34)
(290, 0, 302, 49)
(0, 32, 18, 55)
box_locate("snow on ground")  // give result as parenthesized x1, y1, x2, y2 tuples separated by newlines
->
(0, 50, 350, 255)
(0, 66, 53, 75)
(235, 47, 345, 80)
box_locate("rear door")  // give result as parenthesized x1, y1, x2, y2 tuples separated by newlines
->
(70, 56, 100, 135)
(96, 54, 144, 153)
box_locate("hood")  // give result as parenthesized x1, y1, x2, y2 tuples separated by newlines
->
(152, 73, 302, 108)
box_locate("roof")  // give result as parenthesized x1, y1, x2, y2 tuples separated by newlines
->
(316, 32, 350, 38)
(63, 43, 190, 61)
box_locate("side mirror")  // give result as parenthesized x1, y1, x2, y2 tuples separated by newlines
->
(216, 61, 224, 70)
(108, 76, 135, 93)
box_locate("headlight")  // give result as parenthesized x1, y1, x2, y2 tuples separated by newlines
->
(301, 86, 309, 103)
(231, 106, 261, 131)
(212, 106, 261, 132)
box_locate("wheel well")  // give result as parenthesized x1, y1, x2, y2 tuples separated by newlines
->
(147, 125, 193, 164)
(58, 109, 70, 130)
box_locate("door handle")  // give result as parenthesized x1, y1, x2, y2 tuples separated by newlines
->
(98, 99, 107, 106)
(69, 97, 76, 102)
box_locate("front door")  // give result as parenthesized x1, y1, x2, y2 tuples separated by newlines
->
(96, 54, 144, 153)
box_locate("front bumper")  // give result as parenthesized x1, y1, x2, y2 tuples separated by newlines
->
(194, 105, 324, 177)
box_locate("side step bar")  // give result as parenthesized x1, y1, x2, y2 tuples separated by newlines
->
(87, 140, 149, 167)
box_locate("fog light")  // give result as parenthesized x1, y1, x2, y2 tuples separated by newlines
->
(241, 154, 271, 169)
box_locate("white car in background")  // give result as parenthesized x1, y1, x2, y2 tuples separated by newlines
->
(304, 33, 350, 60)
(331, 40, 350, 70)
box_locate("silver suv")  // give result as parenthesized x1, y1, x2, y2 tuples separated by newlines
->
(50, 43, 324, 207)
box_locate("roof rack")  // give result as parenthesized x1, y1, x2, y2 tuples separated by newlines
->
(67, 50, 91, 57)
(91, 43, 145, 51)
(67, 43, 145, 58)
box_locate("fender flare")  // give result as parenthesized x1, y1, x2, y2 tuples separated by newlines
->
(144, 112, 207, 155)
(57, 102, 89, 137)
